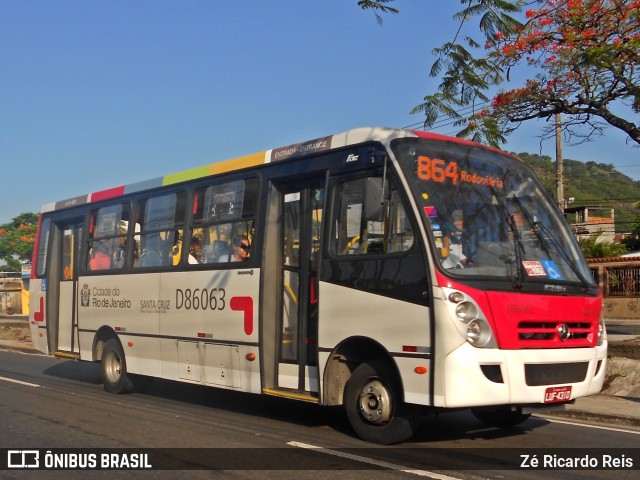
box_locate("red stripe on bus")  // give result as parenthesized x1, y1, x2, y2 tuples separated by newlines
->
(90, 186, 126, 202)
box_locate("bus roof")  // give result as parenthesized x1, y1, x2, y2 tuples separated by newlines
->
(40, 126, 514, 214)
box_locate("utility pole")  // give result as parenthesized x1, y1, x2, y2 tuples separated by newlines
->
(555, 113, 565, 211)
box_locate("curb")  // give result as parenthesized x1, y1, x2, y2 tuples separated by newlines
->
(542, 408, 640, 428)
(0, 340, 39, 355)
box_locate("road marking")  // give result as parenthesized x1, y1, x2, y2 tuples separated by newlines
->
(0, 376, 40, 388)
(542, 417, 640, 435)
(288, 441, 462, 479)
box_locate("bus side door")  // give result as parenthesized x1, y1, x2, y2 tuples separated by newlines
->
(47, 219, 83, 354)
(262, 177, 325, 397)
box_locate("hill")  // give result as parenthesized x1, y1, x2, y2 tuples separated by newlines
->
(515, 152, 640, 233)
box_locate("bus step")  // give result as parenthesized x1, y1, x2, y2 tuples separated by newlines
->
(53, 351, 80, 360)
(262, 388, 318, 403)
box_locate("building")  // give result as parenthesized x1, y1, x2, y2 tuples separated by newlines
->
(589, 256, 640, 320)
(565, 205, 616, 243)
(0, 272, 23, 315)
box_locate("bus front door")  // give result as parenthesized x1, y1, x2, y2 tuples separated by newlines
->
(47, 220, 82, 355)
(263, 178, 325, 398)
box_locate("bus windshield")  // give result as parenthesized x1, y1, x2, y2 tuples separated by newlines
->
(392, 137, 594, 288)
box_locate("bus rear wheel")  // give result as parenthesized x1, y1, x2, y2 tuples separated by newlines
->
(471, 407, 531, 427)
(344, 360, 420, 444)
(101, 338, 135, 394)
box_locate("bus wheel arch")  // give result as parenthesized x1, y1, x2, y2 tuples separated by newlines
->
(323, 336, 396, 407)
(92, 326, 119, 362)
(323, 337, 420, 444)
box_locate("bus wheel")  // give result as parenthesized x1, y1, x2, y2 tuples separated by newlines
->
(101, 339, 135, 394)
(344, 360, 419, 444)
(471, 407, 531, 427)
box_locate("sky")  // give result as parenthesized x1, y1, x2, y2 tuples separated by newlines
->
(1, 0, 639, 225)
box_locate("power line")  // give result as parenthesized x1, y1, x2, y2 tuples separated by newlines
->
(402, 100, 493, 131)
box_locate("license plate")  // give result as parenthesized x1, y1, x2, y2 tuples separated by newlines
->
(544, 386, 572, 403)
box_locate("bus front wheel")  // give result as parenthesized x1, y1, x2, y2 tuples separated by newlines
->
(101, 338, 135, 394)
(344, 360, 420, 444)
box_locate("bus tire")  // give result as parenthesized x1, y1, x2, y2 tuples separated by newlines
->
(471, 407, 531, 428)
(101, 338, 135, 394)
(344, 360, 419, 444)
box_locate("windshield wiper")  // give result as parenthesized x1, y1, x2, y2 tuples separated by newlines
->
(491, 188, 525, 289)
(509, 195, 591, 291)
(530, 219, 592, 291)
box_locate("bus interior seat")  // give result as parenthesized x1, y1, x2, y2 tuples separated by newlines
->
(208, 240, 230, 263)
(139, 235, 166, 267)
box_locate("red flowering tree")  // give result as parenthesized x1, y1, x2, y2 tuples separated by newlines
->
(0, 213, 38, 272)
(362, 1, 639, 147)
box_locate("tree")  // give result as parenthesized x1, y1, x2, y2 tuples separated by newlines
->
(578, 231, 628, 258)
(361, 1, 640, 148)
(357, 0, 399, 23)
(0, 213, 38, 272)
(622, 221, 640, 251)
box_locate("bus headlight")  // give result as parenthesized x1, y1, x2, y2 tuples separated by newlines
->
(455, 301, 478, 321)
(444, 288, 497, 349)
(597, 316, 607, 346)
(467, 319, 492, 347)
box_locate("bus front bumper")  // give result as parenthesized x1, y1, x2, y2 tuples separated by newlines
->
(439, 341, 608, 408)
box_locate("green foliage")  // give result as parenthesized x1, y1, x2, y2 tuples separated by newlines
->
(357, 0, 399, 24)
(622, 223, 640, 252)
(0, 212, 38, 272)
(578, 231, 628, 259)
(360, 0, 640, 147)
(518, 153, 640, 234)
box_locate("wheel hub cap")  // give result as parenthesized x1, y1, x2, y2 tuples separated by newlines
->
(358, 380, 392, 424)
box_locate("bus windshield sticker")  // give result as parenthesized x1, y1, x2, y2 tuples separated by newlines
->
(541, 259, 564, 280)
(522, 260, 547, 277)
(424, 206, 438, 218)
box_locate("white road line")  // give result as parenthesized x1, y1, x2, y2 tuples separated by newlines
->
(541, 417, 640, 435)
(0, 376, 40, 388)
(287, 441, 463, 479)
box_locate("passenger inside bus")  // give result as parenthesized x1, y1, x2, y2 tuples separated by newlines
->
(188, 236, 203, 264)
(218, 234, 250, 262)
(441, 210, 467, 269)
(89, 240, 113, 270)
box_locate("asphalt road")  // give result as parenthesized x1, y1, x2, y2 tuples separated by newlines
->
(606, 323, 640, 336)
(1, 349, 638, 479)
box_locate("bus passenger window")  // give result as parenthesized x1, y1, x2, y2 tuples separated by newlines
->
(189, 178, 258, 266)
(134, 191, 186, 269)
(87, 203, 130, 271)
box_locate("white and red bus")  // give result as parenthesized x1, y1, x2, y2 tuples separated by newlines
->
(29, 127, 607, 444)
